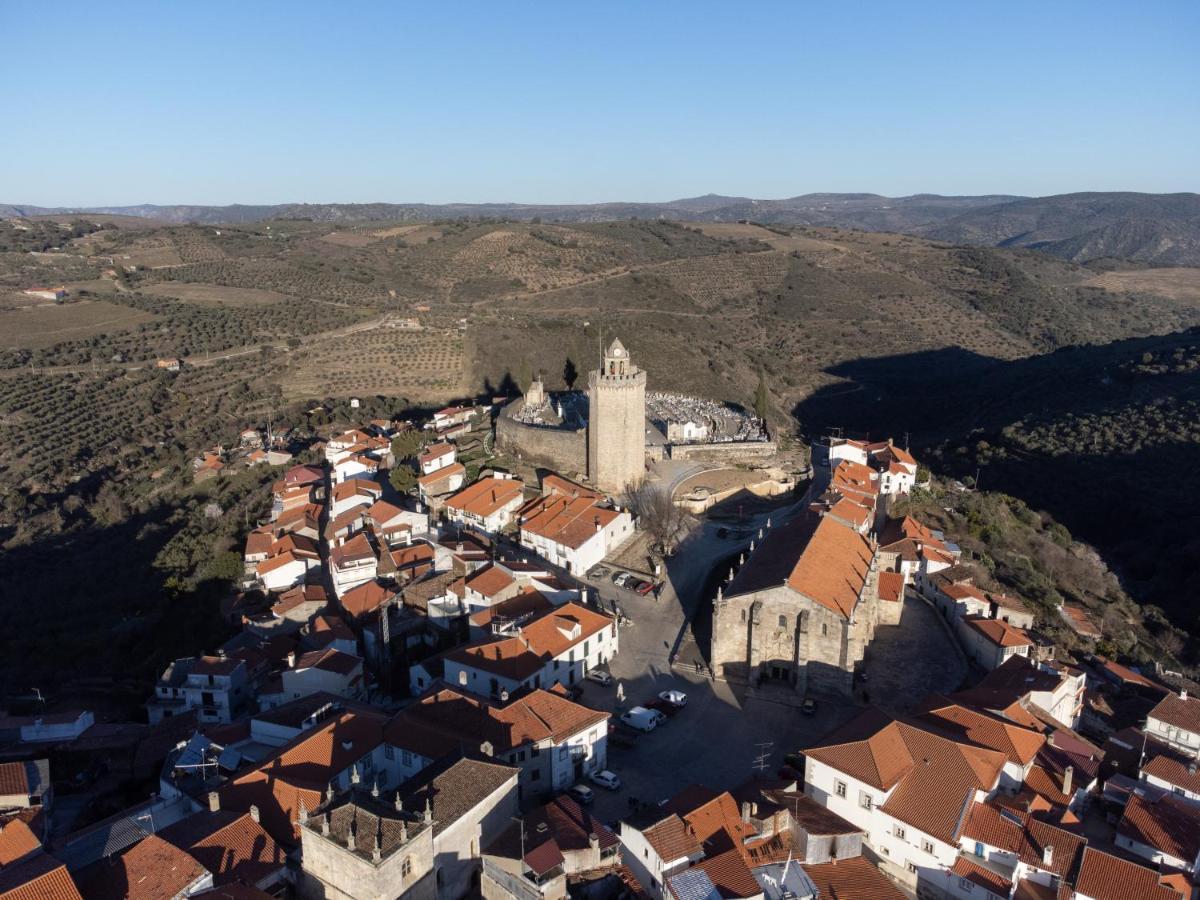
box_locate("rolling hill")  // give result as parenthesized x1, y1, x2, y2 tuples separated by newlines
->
(6, 191, 1199, 264)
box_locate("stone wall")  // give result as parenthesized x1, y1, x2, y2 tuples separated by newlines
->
(495, 399, 587, 476)
(667, 440, 778, 462)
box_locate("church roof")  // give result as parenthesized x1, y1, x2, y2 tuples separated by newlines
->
(725, 513, 874, 619)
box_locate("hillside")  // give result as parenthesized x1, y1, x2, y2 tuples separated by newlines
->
(2, 217, 1200, 685)
(920, 192, 1200, 265)
(6, 190, 1198, 264)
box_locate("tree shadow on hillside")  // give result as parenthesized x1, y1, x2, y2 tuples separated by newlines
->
(791, 327, 1200, 635)
(0, 504, 237, 704)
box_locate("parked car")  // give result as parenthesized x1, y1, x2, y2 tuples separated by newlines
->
(586, 669, 614, 686)
(612, 572, 631, 587)
(634, 580, 655, 595)
(568, 784, 595, 806)
(801, 698, 818, 716)
(620, 706, 660, 732)
(589, 770, 622, 790)
(658, 690, 687, 707)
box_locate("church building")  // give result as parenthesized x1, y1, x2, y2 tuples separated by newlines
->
(710, 512, 885, 697)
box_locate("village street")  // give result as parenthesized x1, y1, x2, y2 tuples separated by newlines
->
(570, 479, 967, 828)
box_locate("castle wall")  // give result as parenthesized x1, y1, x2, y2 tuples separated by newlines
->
(668, 440, 778, 462)
(495, 399, 587, 476)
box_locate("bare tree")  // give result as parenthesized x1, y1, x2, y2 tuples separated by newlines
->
(623, 480, 695, 557)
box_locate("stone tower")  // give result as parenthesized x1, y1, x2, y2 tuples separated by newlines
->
(587, 337, 647, 495)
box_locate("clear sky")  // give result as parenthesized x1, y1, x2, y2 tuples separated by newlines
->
(2, 1, 1197, 206)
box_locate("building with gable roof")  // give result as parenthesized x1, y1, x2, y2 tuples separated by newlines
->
(1146, 691, 1200, 759)
(802, 708, 1008, 894)
(709, 512, 884, 696)
(517, 474, 633, 574)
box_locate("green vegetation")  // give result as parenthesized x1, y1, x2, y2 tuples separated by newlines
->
(894, 483, 1187, 668)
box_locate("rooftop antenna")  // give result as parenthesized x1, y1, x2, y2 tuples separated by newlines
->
(752, 740, 774, 773)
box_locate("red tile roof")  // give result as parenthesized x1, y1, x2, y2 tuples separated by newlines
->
(803, 855, 905, 899)
(159, 810, 285, 887)
(76, 835, 207, 900)
(1148, 693, 1200, 734)
(917, 698, 1045, 766)
(445, 477, 525, 520)
(1073, 847, 1187, 900)
(963, 615, 1034, 648)
(950, 855, 1012, 896)
(518, 494, 622, 550)
(0, 763, 29, 797)
(642, 814, 701, 863)
(0, 852, 82, 900)
(805, 709, 1005, 843)
(877, 571, 904, 603)
(1118, 791, 1200, 865)
(0, 819, 40, 867)
(960, 801, 1085, 878)
(338, 580, 395, 619)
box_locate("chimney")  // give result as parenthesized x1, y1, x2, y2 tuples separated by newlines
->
(287, 651, 296, 668)
(208, 791, 220, 812)
(249, 804, 260, 823)
(1181, 690, 1188, 701)
(589, 833, 600, 852)
(480, 741, 494, 757)
(741, 801, 752, 823)
(1062, 766, 1073, 796)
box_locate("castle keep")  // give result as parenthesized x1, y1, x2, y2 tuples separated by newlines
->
(586, 338, 646, 495)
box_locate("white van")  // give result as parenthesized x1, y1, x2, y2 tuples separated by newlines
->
(620, 706, 659, 733)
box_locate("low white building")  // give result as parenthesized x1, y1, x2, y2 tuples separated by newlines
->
(419, 442, 456, 475)
(517, 477, 633, 575)
(434, 602, 617, 698)
(1115, 791, 1200, 877)
(148, 655, 250, 725)
(279, 648, 365, 706)
(803, 710, 1006, 895)
(388, 686, 610, 800)
(257, 549, 318, 592)
(1146, 692, 1200, 759)
(330, 533, 378, 596)
(443, 475, 526, 535)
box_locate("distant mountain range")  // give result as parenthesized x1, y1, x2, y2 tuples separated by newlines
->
(4, 191, 1199, 265)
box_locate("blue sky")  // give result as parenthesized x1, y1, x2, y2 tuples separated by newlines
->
(2, 1, 1197, 205)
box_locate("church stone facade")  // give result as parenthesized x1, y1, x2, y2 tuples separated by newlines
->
(586, 338, 647, 495)
(710, 514, 883, 697)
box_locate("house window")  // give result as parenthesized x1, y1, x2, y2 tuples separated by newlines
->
(959, 878, 974, 892)
(799, 611, 809, 633)
(922, 839, 934, 854)
(385, 745, 395, 760)
(402, 857, 412, 877)
(822, 623, 828, 636)
(531, 745, 540, 757)
(778, 615, 787, 629)
(402, 750, 413, 766)
(835, 780, 847, 798)
(741, 609, 747, 623)
(859, 791, 873, 810)
(906, 862, 917, 874)
(560, 747, 568, 761)
(894, 825, 906, 840)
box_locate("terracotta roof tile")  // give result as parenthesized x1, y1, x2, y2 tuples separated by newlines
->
(1073, 847, 1187, 900)
(75, 835, 207, 900)
(0, 819, 41, 867)
(1148, 693, 1200, 734)
(802, 855, 905, 899)
(963, 615, 1033, 648)
(641, 814, 701, 863)
(950, 855, 1012, 896)
(917, 697, 1045, 765)
(445, 477, 525, 520)
(1118, 791, 1200, 865)
(877, 571, 904, 602)
(159, 810, 285, 886)
(338, 580, 395, 619)
(0, 852, 82, 900)
(960, 801, 1085, 877)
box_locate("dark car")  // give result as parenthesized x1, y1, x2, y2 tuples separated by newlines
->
(801, 698, 817, 716)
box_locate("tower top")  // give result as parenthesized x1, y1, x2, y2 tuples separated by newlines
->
(599, 337, 638, 379)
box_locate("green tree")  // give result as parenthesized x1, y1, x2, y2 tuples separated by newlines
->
(753, 370, 770, 421)
(390, 430, 424, 462)
(389, 465, 416, 493)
